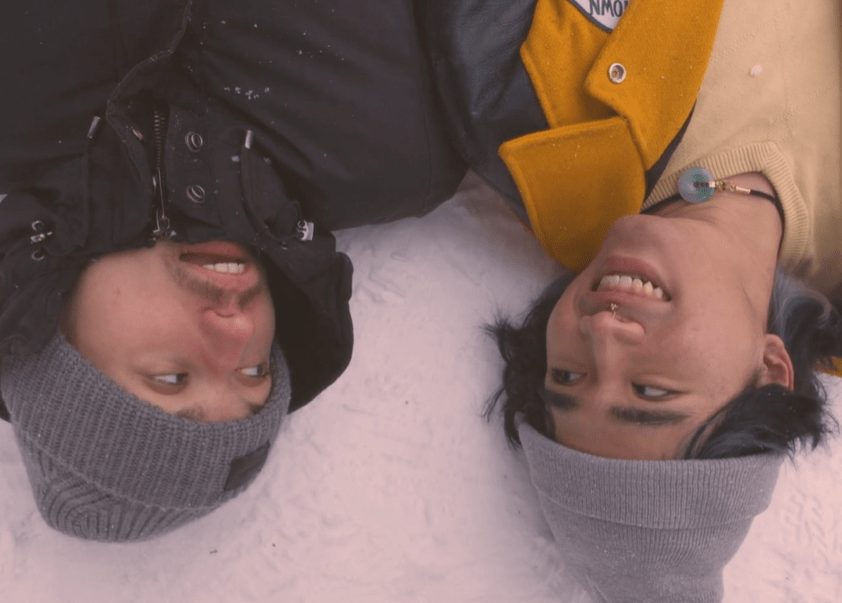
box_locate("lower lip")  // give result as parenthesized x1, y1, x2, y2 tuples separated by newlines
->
(183, 262, 259, 292)
(587, 289, 663, 308)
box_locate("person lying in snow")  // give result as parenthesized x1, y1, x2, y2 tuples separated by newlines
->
(424, 1, 842, 602)
(0, 0, 465, 541)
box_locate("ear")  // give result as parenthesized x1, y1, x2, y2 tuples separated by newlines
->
(759, 334, 795, 390)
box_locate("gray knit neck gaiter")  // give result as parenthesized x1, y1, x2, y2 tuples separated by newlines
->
(519, 423, 784, 603)
(1, 334, 291, 542)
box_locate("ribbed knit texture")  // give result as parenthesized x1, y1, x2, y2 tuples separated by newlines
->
(642, 1, 841, 298)
(519, 423, 784, 603)
(0, 335, 291, 542)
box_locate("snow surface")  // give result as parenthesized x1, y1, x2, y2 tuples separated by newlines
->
(1, 174, 840, 603)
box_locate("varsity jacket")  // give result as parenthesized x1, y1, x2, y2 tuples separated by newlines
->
(427, 0, 842, 301)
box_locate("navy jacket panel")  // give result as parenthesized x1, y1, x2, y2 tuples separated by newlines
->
(422, 0, 547, 221)
(178, 0, 466, 229)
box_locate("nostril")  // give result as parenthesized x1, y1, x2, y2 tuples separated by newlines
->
(610, 311, 634, 324)
(204, 308, 255, 337)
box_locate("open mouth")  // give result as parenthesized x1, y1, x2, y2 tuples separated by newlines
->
(592, 272, 671, 301)
(175, 241, 261, 293)
(181, 253, 246, 274)
(180, 253, 247, 274)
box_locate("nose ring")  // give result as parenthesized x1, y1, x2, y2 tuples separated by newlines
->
(609, 302, 618, 319)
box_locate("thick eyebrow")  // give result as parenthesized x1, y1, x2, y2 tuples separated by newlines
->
(176, 405, 207, 421)
(539, 387, 689, 427)
(608, 406, 690, 426)
(175, 402, 264, 422)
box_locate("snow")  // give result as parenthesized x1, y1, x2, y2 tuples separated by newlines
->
(1, 173, 840, 602)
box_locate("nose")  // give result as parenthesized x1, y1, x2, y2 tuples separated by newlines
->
(579, 310, 645, 351)
(576, 312, 645, 406)
(200, 303, 256, 372)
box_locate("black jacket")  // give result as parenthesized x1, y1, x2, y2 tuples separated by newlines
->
(0, 0, 466, 416)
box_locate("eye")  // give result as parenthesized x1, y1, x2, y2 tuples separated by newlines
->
(240, 363, 269, 379)
(551, 369, 585, 385)
(151, 373, 188, 386)
(633, 384, 675, 400)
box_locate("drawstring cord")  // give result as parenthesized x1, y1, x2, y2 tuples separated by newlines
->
(238, 130, 314, 249)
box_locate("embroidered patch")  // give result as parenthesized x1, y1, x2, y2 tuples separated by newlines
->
(569, 0, 630, 33)
(224, 443, 270, 492)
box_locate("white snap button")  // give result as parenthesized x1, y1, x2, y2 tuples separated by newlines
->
(186, 184, 206, 204)
(185, 131, 204, 153)
(608, 63, 627, 84)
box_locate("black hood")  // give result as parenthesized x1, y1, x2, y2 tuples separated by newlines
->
(0, 105, 353, 413)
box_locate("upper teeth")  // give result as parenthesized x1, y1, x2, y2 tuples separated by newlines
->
(202, 262, 245, 274)
(598, 274, 667, 300)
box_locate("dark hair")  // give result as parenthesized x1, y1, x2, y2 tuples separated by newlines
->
(485, 269, 841, 460)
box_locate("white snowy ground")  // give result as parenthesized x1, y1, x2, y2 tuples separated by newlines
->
(1, 175, 840, 603)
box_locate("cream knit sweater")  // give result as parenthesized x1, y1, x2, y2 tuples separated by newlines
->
(644, 1, 842, 299)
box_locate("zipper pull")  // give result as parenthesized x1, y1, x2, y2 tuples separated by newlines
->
(152, 207, 172, 239)
(149, 106, 175, 240)
(296, 219, 314, 241)
(151, 167, 174, 239)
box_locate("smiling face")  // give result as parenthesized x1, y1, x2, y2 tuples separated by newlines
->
(62, 240, 276, 422)
(544, 201, 794, 459)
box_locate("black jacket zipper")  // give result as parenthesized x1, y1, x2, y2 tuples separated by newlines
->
(151, 106, 173, 238)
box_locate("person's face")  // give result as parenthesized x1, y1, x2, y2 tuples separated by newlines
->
(63, 239, 276, 422)
(544, 212, 793, 460)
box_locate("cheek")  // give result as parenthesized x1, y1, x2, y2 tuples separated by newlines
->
(253, 292, 277, 349)
(663, 315, 761, 407)
(262, 295, 276, 332)
(74, 276, 189, 360)
(546, 293, 580, 355)
(72, 278, 122, 341)
(69, 298, 126, 372)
